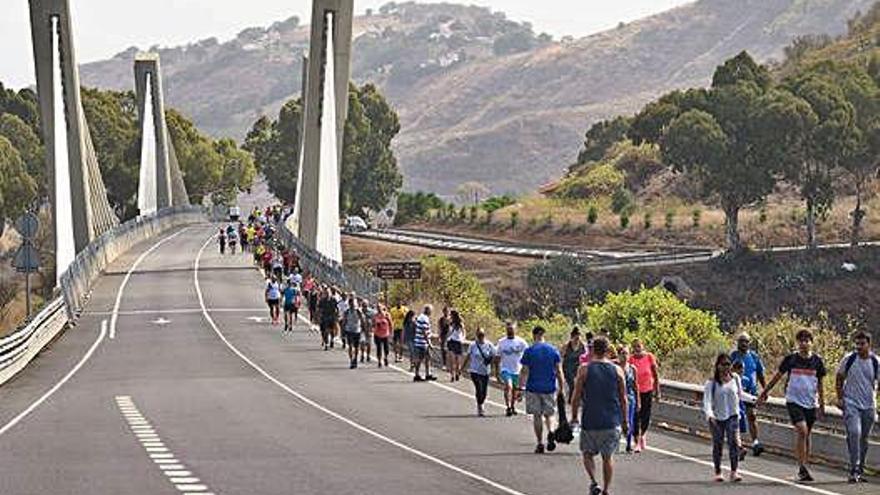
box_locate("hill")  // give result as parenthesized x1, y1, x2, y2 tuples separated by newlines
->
(80, 0, 874, 196)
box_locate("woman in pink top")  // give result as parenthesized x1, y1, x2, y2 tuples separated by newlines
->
(628, 339, 661, 452)
(372, 304, 393, 368)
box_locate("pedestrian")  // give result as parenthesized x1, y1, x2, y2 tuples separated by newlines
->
(496, 321, 528, 417)
(272, 251, 284, 280)
(282, 280, 300, 333)
(403, 310, 416, 371)
(390, 302, 409, 363)
(218, 228, 226, 254)
(460, 328, 496, 417)
(227, 227, 237, 254)
(336, 292, 349, 350)
(519, 326, 565, 454)
(446, 310, 465, 381)
(562, 327, 586, 399)
(703, 353, 744, 483)
(412, 305, 437, 382)
(616, 345, 640, 453)
(360, 299, 375, 363)
(318, 288, 339, 350)
(730, 332, 766, 456)
(341, 295, 364, 369)
(373, 304, 392, 368)
(579, 331, 595, 366)
(264, 276, 281, 325)
(628, 339, 660, 453)
(438, 306, 451, 372)
(835, 330, 878, 483)
(571, 336, 628, 495)
(759, 329, 827, 483)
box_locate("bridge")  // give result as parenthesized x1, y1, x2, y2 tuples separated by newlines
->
(0, 1, 874, 494)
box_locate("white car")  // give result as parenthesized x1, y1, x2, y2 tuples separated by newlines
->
(343, 216, 369, 233)
(228, 206, 241, 221)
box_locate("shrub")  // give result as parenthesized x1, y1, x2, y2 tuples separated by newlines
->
(521, 313, 574, 346)
(395, 191, 446, 225)
(611, 188, 634, 214)
(469, 205, 478, 223)
(583, 286, 723, 359)
(458, 207, 467, 221)
(619, 212, 630, 229)
(587, 205, 598, 226)
(0, 275, 18, 322)
(526, 256, 592, 318)
(692, 208, 702, 228)
(665, 210, 675, 230)
(510, 211, 519, 230)
(758, 205, 768, 224)
(485, 209, 494, 225)
(643, 212, 652, 230)
(555, 163, 625, 200)
(481, 195, 516, 213)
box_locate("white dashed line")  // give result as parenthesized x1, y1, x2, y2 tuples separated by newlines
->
(116, 396, 212, 494)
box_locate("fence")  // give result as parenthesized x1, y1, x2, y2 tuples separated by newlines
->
(60, 205, 207, 320)
(0, 297, 67, 387)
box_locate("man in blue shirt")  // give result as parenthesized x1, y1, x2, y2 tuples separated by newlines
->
(730, 332, 766, 456)
(520, 326, 564, 454)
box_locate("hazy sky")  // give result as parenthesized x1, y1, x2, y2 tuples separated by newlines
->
(1, 0, 693, 88)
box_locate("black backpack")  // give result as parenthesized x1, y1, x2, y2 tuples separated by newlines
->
(551, 392, 574, 444)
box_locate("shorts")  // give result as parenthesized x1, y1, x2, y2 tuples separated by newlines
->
(284, 303, 296, 313)
(345, 332, 361, 348)
(786, 402, 817, 430)
(267, 299, 280, 308)
(392, 329, 403, 344)
(580, 427, 622, 457)
(320, 321, 337, 333)
(360, 332, 373, 345)
(500, 370, 520, 389)
(447, 340, 463, 355)
(525, 392, 556, 416)
(413, 346, 428, 360)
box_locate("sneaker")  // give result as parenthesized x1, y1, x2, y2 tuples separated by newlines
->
(534, 443, 545, 454)
(797, 465, 814, 483)
(713, 473, 724, 482)
(752, 441, 764, 457)
(349, 361, 356, 369)
(511, 408, 518, 416)
(413, 375, 424, 382)
(426, 375, 438, 381)
(730, 471, 742, 483)
(477, 405, 485, 417)
(625, 446, 633, 454)
(589, 481, 602, 495)
(385, 359, 389, 367)
(547, 432, 557, 452)
(848, 472, 859, 484)
(506, 407, 514, 417)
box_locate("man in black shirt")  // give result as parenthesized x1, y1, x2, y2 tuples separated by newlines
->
(318, 288, 339, 351)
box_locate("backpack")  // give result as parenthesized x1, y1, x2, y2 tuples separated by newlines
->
(843, 352, 879, 384)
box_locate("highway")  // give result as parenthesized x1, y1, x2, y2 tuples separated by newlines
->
(0, 223, 871, 495)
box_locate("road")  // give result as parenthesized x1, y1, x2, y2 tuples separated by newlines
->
(0, 223, 871, 495)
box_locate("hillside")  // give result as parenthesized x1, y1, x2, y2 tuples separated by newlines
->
(80, 0, 873, 196)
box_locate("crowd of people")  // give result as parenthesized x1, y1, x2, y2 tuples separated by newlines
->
(231, 204, 878, 495)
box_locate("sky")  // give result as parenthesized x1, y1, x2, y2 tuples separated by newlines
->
(1, 0, 694, 89)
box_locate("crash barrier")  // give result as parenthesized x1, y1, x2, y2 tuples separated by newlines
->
(60, 206, 207, 320)
(0, 297, 67, 387)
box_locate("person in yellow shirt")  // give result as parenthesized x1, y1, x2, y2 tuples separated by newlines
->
(389, 302, 409, 363)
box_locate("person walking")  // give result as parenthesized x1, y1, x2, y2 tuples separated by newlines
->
(496, 322, 528, 417)
(759, 329, 827, 483)
(264, 276, 281, 325)
(616, 345, 640, 453)
(519, 326, 565, 454)
(571, 336, 628, 495)
(360, 299, 375, 363)
(282, 281, 300, 333)
(341, 296, 364, 369)
(218, 228, 226, 254)
(730, 332, 767, 456)
(703, 353, 745, 483)
(562, 327, 586, 399)
(390, 302, 409, 363)
(412, 305, 437, 382)
(318, 289, 339, 350)
(835, 330, 878, 483)
(402, 310, 417, 371)
(336, 292, 349, 350)
(629, 339, 660, 452)
(438, 307, 451, 372)
(227, 227, 237, 254)
(461, 328, 496, 417)
(446, 310, 465, 381)
(373, 304, 392, 368)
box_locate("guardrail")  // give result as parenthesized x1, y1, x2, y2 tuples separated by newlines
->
(60, 205, 207, 320)
(0, 297, 67, 387)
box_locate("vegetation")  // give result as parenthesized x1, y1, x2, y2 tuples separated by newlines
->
(395, 191, 445, 225)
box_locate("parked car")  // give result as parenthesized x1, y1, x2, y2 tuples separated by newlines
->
(342, 216, 369, 233)
(228, 205, 241, 221)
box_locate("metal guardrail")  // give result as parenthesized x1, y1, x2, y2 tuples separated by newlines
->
(0, 297, 67, 387)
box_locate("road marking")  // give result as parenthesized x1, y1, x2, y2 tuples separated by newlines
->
(194, 234, 530, 495)
(109, 228, 189, 339)
(0, 319, 107, 438)
(151, 317, 172, 326)
(91, 308, 268, 316)
(116, 396, 212, 494)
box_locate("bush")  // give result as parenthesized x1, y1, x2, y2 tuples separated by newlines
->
(643, 212, 652, 230)
(758, 205, 768, 224)
(510, 211, 519, 230)
(526, 256, 592, 318)
(619, 212, 630, 229)
(481, 195, 516, 213)
(665, 210, 675, 230)
(395, 191, 446, 225)
(458, 207, 467, 221)
(555, 163, 625, 200)
(587, 205, 598, 226)
(611, 188, 634, 214)
(691, 208, 702, 228)
(521, 313, 575, 346)
(584, 287, 723, 358)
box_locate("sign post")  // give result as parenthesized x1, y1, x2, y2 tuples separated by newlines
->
(374, 261, 422, 281)
(14, 213, 40, 318)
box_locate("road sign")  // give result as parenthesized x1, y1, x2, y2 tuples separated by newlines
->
(375, 261, 422, 280)
(15, 213, 39, 240)
(13, 244, 40, 273)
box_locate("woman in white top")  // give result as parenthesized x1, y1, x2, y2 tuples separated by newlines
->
(446, 310, 466, 382)
(460, 328, 496, 417)
(703, 353, 744, 483)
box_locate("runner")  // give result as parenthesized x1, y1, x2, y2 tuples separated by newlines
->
(460, 328, 496, 417)
(835, 330, 878, 483)
(341, 295, 364, 369)
(373, 304, 392, 368)
(308, 282, 319, 325)
(759, 329, 827, 483)
(227, 226, 237, 254)
(519, 326, 564, 454)
(318, 288, 339, 350)
(730, 332, 766, 456)
(359, 299, 375, 363)
(264, 276, 281, 325)
(390, 302, 409, 363)
(571, 336, 628, 495)
(703, 353, 744, 483)
(616, 345, 640, 453)
(446, 310, 465, 381)
(271, 251, 284, 280)
(496, 321, 528, 417)
(282, 280, 300, 333)
(337, 292, 349, 350)
(562, 327, 586, 399)
(629, 339, 660, 452)
(412, 305, 437, 382)
(218, 228, 226, 254)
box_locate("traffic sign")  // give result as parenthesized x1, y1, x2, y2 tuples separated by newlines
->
(375, 261, 422, 280)
(13, 244, 40, 273)
(15, 213, 39, 240)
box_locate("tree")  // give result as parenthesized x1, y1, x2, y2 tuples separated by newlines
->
(0, 113, 44, 194)
(0, 136, 38, 236)
(167, 109, 224, 205)
(213, 138, 257, 206)
(456, 181, 490, 205)
(575, 116, 631, 165)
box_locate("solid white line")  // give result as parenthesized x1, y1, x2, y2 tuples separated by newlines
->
(94, 308, 268, 316)
(193, 234, 530, 495)
(109, 228, 189, 340)
(0, 319, 107, 438)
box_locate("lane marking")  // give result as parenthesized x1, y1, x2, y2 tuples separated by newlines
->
(109, 228, 189, 339)
(116, 396, 212, 494)
(194, 234, 530, 495)
(92, 308, 268, 317)
(0, 320, 106, 438)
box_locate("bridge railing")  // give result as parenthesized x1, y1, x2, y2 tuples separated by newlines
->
(0, 297, 67, 387)
(60, 205, 207, 320)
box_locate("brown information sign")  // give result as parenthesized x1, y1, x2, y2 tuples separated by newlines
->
(375, 261, 422, 280)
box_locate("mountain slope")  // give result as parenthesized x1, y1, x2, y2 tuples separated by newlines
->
(80, 0, 873, 196)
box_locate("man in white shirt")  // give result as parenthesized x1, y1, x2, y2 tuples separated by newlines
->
(496, 321, 528, 417)
(836, 331, 879, 483)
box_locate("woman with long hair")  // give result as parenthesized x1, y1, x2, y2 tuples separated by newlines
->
(562, 327, 586, 399)
(703, 353, 744, 483)
(446, 310, 465, 381)
(402, 310, 417, 371)
(628, 339, 660, 452)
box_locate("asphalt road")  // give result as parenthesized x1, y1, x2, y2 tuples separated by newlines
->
(0, 223, 872, 495)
